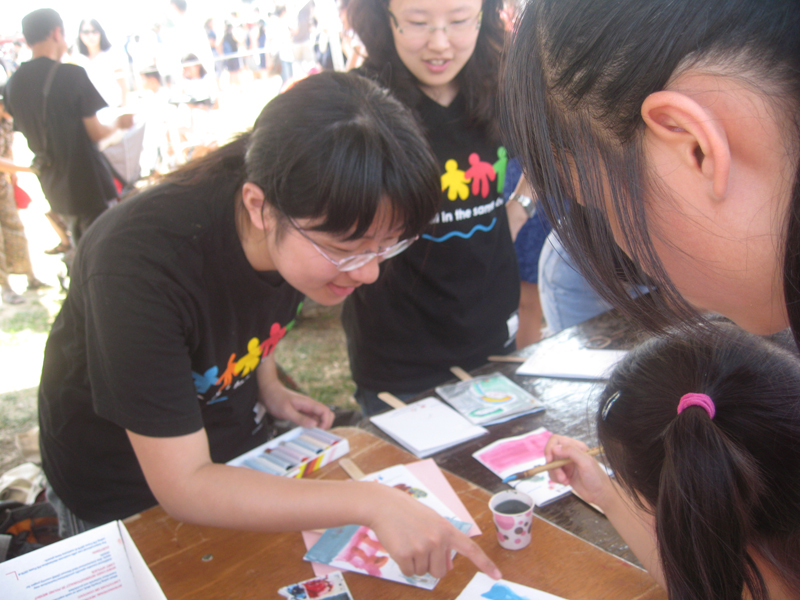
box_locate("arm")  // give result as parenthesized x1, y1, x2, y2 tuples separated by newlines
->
(544, 435, 665, 587)
(127, 427, 501, 580)
(127, 354, 501, 580)
(83, 113, 134, 143)
(506, 175, 535, 242)
(0, 156, 32, 175)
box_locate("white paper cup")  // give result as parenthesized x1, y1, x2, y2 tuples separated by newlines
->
(489, 489, 534, 550)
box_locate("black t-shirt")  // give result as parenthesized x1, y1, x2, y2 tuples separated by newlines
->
(38, 176, 305, 523)
(342, 93, 520, 393)
(6, 57, 116, 216)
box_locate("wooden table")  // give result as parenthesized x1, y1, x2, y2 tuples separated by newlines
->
(126, 427, 665, 600)
(359, 307, 651, 566)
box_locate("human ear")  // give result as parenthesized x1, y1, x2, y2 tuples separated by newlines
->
(240, 182, 272, 232)
(641, 91, 731, 199)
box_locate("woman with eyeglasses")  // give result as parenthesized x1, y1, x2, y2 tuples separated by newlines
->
(343, 0, 519, 415)
(74, 18, 127, 109)
(37, 72, 501, 581)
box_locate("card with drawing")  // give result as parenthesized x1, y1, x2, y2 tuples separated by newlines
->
(472, 428, 572, 506)
(435, 373, 544, 425)
(303, 464, 471, 589)
(278, 571, 354, 600)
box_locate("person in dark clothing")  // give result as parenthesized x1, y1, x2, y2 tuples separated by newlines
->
(6, 9, 132, 249)
(37, 70, 500, 582)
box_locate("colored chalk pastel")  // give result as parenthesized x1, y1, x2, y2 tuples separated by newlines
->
(269, 446, 300, 467)
(292, 436, 324, 454)
(244, 457, 284, 475)
(277, 443, 309, 463)
(303, 428, 340, 445)
(298, 434, 328, 451)
(285, 441, 316, 460)
(261, 450, 293, 470)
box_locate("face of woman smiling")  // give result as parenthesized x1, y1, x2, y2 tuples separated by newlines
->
(239, 183, 405, 306)
(389, 0, 483, 106)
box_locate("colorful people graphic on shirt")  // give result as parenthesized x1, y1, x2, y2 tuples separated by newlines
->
(441, 159, 471, 200)
(464, 152, 496, 198)
(235, 338, 263, 376)
(259, 322, 287, 357)
(493, 147, 508, 194)
(194, 308, 302, 404)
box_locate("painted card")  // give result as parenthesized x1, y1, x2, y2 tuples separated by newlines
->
(455, 572, 568, 600)
(473, 428, 572, 506)
(303, 464, 471, 589)
(278, 571, 353, 600)
(435, 373, 544, 425)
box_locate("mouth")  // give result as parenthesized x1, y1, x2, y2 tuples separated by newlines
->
(327, 282, 357, 297)
(423, 58, 451, 73)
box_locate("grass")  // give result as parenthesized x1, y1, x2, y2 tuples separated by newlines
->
(274, 303, 357, 410)
(0, 300, 52, 335)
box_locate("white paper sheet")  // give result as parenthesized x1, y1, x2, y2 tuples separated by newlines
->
(516, 349, 628, 380)
(3, 520, 166, 600)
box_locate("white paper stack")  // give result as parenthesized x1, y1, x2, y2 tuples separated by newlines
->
(516, 348, 628, 380)
(371, 397, 487, 457)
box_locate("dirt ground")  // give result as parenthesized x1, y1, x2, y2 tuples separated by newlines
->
(0, 74, 357, 477)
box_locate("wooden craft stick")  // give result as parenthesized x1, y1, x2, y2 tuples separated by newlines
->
(450, 366, 472, 381)
(487, 355, 526, 363)
(504, 447, 603, 482)
(377, 392, 406, 409)
(339, 458, 365, 480)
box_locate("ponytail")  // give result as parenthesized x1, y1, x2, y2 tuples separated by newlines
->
(657, 408, 768, 600)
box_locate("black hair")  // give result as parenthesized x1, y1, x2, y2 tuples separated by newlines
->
(170, 0, 187, 14)
(349, 0, 506, 140)
(165, 71, 440, 241)
(502, 0, 800, 344)
(597, 324, 800, 600)
(77, 19, 112, 55)
(21, 8, 63, 46)
(181, 53, 206, 78)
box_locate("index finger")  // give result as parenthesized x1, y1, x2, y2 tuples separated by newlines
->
(450, 531, 502, 580)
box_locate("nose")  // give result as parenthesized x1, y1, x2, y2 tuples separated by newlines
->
(347, 256, 381, 285)
(427, 27, 451, 51)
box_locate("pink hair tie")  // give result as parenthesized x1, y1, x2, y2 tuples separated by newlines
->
(677, 393, 716, 419)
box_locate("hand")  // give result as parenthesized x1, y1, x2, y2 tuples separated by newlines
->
(116, 113, 135, 130)
(366, 484, 502, 581)
(544, 435, 614, 509)
(10, 172, 17, 186)
(260, 385, 335, 430)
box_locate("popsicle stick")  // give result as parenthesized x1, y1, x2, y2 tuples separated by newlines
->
(377, 392, 407, 409)
(450, 366, 472, 381)
(487, 355, 526, 363)
(339, 458, 365, 480)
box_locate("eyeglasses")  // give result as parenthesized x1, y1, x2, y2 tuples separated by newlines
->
(288, 217, 417, 272)
(388, 10, 482, 41)
(81, 29, 99, 35)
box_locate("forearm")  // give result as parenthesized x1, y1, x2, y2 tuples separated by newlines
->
(161, 462, 385, 532)
(601, 481, 665, 587)
(0, 157, 31, 174)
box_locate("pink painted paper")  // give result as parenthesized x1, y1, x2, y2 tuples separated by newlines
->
(475, 430, 552, 474)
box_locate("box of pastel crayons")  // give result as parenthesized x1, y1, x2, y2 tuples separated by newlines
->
(226, 427, 350, 478)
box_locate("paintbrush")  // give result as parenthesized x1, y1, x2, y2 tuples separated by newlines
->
(502, 447, 603, 483)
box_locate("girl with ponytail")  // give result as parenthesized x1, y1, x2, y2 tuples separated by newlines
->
(545, 324, 800, 600)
